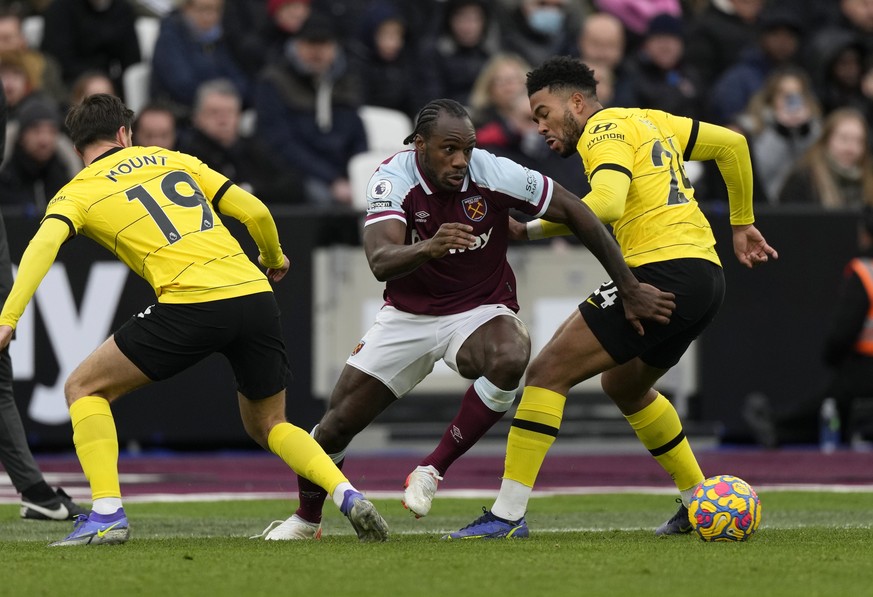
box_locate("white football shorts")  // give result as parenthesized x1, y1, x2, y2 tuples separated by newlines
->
(346, 304, 523, 398)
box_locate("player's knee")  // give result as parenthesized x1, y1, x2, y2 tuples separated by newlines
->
(487, 345, 529, 386)
(244, 423, 269, 449)
(600, 375, 646, 405)
(63, 375, 85, 407)
(313, 416, 354, 454)
(600, 375, 620, 400)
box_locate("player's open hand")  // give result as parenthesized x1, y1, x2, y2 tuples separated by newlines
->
(622, 283, 675, 336)
(427, 223, 477, 258)
(0, 325, 12, 351)
(732, 224, 778, 269)
(260, 254, 291, 282)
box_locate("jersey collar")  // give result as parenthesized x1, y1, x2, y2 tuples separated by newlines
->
(92, 146, 125, 163)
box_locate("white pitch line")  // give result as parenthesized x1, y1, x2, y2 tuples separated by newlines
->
(2, 484, 873, 505)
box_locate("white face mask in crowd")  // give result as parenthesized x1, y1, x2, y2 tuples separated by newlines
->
(527, 7, 565, 36)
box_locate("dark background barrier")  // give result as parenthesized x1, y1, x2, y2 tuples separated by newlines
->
(7, 206, 859, 450)
(701, 207, 858, 441)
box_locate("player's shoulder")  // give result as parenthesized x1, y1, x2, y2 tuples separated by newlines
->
(585, 107, 659, 133)
(149, 146, 199, 169)
(584, 108, 679, 146)
(376, 149, 416, 178)
(365, 150, 417, 203)
(468, 147, 526, 181)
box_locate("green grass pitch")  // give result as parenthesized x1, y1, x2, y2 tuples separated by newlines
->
(1, 492, 871, 596)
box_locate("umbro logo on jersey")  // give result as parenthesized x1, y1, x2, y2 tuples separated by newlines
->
(415, 211, 430, 222)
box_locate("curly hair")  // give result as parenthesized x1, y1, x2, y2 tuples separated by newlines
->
(526, 56, 598, 98)
(403, 98, 471, 145)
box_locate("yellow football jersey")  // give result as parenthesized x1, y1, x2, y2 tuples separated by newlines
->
(579, 107, 721, 268)
(44, 146, 273, 303)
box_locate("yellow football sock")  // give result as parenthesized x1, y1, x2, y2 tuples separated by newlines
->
(267, 422, 348, 496)
(70, 396, 120, 500)
(504, 386, 566, 487)
(625, 393, 703, 492)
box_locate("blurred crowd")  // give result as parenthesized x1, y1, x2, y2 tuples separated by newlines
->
(1, 0, 873, 214)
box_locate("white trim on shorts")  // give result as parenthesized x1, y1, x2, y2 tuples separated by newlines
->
(345, 304, 523, 398)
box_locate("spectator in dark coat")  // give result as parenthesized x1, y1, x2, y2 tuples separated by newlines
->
(497, 0, 577, 69)
(178, 79, 303, 205)
(807, 29, 871, 117)
(707, 8, 803, 126)
(0, 99, 78, 218)
(258, 0, 311, 66)
(349, 1, 419, 119)
(806, 0, 873, 60)
(40, 0, 140, 94)
(254, 12, 366, 206)
(150, 0, 251, 119)
(221, 0, 269, 73)
(684, 0, 765, 88)
(414, 0, 496, 108)
(612, 13, 703, 119)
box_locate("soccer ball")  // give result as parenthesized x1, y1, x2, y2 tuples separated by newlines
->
(687, 475, 761, 542)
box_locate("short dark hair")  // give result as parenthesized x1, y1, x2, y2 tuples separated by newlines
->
(403, 98, 471, 145)
(526, 56, 598, 99)
(65, 93, 134, 153)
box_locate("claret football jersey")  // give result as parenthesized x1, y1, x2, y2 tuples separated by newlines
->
(363, 148, 553, 315)
(44, 146, 273, 303)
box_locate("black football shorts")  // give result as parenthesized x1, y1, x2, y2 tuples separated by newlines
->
(579, 258, 725, 368)
(114, 291, 290, 400)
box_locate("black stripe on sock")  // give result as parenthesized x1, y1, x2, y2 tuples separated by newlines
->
(649, 431, 686, 456)
(511, 418, 559, 438)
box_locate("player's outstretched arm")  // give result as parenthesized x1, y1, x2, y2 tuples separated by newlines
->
(0, 218, 70, 347)
(214, 185, 286, 278)
(364, 219, 476, 281)
(732, 224, 778, 268)
(543, 185, 675, 335)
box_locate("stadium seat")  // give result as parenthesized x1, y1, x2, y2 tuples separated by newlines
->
(134, 17, 161, 63)
(22, 15, 43, 49)
(123, 62, 151, 114)
(239, 108, 256, 137)
(348, 150, 391, 212)
(358, 105, 412, 153)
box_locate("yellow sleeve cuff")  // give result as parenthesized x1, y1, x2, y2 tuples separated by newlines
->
(528, 218, 570, 239)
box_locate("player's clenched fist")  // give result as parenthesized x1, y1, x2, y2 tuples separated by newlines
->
(426, 223, 477, 258)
